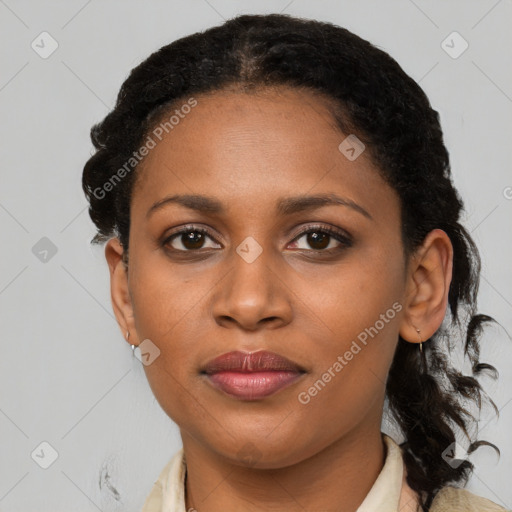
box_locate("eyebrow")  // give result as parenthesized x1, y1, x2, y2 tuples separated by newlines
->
(146, 193, 373, 220)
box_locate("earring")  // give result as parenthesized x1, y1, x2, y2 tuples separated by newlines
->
(126, 331, 136, 353)
(416, 328, 423, 353)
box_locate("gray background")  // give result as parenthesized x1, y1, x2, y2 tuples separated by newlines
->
(1, 0, 511, 510)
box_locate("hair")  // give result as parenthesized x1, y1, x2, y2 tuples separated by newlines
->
(82, 13, 502, 510)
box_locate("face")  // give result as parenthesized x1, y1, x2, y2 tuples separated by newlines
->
(112, 87, 412, 468)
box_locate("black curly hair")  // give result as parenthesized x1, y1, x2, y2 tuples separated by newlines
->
(82, 13, 501, 511)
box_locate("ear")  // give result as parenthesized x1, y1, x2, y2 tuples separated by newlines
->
(399, 229, 453, 344)
(105, 238, 137, 347)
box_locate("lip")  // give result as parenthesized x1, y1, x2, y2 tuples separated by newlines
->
(201, 350, 306, 401)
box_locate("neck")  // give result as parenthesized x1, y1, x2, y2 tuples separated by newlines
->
(182, 426, 385, 512)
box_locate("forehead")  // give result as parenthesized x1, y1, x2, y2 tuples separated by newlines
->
(131, 87, 398, 223)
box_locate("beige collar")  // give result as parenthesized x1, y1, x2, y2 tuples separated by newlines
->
(142, 433, 420, 512)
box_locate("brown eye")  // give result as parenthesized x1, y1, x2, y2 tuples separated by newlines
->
(305, 231, 330, 250)
(288, 225, 352, 252)
(163, 226, 221, 252)
(179, 231, 207, 250)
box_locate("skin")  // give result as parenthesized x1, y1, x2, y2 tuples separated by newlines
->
(105, 86, 453, 512)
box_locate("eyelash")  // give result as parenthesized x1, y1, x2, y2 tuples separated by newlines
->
(161, 223, 352, 254)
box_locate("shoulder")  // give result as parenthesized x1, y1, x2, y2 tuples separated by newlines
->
(142, 449, 186, 512)
(141, 477, 164, 512)
(430, 486, 509, 512)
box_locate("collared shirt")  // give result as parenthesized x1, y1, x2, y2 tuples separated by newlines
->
(141, 433, 507, 512)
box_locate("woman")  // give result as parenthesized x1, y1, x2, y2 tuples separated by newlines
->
(82, 13, 508, 512)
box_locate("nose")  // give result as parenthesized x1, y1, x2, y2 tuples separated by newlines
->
(211, 247, 293, 331)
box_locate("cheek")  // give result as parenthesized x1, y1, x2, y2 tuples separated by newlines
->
(128, 257, 200, 396)
(292, 248, 403, 405)
(294, 297, 400, 445)
(129, 253, 207, 342)
(295, 245, 403, 342)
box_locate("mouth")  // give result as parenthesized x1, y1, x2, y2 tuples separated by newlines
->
(201, 350, 307, 401)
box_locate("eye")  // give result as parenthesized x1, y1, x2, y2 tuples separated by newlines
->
(161, 223, 352, 254)
(287, 224, 352, 252)
(162, 225, 221, 251)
